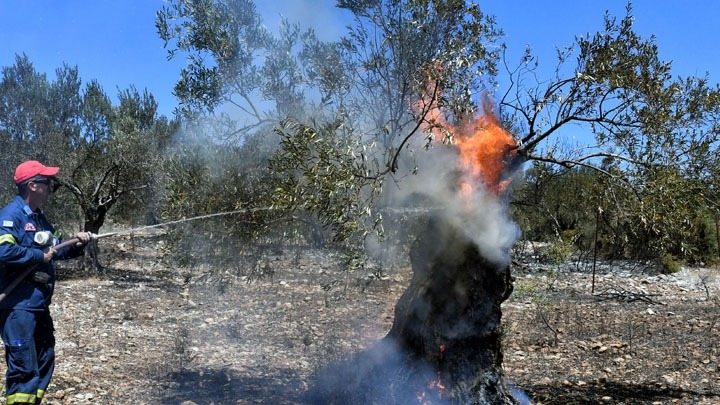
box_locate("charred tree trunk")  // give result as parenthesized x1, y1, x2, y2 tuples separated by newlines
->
(307, 216, 518, 404)
(385, 215, 516, 404)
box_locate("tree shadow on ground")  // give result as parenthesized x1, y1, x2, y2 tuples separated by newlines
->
(161, 366, 307, 405)
(58, 264, 181, 292)
(525, 380, 717, 404)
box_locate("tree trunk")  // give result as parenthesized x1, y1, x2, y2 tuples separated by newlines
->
(83, 205, 107, 235)
(307, 215, 518, 404)
(83, 207, 107, 272)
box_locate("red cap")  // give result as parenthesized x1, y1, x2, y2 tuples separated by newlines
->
(14, 160, 59, 184)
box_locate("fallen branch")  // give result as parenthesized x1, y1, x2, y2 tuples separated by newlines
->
(593, 286, 665, 305)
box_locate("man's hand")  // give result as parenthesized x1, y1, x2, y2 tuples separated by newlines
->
(74, 232, 92, 247)
(42, 247, 56, 263)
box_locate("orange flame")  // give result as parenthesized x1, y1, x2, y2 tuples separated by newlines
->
(454, 98, 518, 195)
(416, 377, 447, 405)
(415, 65, 518, 195)
(415, 344, 449, 404)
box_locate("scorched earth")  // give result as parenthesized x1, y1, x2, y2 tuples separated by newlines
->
(0, 231, 717, 405)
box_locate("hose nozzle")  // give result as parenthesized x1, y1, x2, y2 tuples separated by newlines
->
(33, 231, 55, 247)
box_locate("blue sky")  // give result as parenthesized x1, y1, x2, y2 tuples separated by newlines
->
(1, 1, 718, 118)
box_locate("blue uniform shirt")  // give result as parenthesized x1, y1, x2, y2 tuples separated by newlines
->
(0, 195, 83, 310)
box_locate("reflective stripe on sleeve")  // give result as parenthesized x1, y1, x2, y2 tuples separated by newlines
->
(0, 234, 17, 245)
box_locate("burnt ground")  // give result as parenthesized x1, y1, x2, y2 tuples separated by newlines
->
(0, 232, 717, 404)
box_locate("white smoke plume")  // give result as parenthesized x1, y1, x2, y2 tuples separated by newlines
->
(382, 142, 520, 267)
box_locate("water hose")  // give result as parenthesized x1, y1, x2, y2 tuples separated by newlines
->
(0, 235, 95, 304)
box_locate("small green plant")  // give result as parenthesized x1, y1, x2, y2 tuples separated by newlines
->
(540, 231, 577, 265)
(660, 254, 683, 274)
(512, 272, 558, 302)
(512, 277, 544, 299)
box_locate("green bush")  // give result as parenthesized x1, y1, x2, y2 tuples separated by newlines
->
(539, 235, 575, 265)
(660, 254, 683, 274)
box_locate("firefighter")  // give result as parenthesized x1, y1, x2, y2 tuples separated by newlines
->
(0, 160, 91, 404)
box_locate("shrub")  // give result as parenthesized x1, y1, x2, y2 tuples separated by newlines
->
(539, 230, 577, 265)
(660, 254, 683, 274)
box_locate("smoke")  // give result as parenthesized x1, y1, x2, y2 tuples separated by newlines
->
(304, 339, 438, 404)
(449, 186, 520, 267)
(381, 142, 520, 268)
(509, 385, 532, 405)
(257, 0, 350, 42)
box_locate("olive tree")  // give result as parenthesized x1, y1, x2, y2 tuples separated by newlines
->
(502, 4, 720, 263)
(0, 54, 178, 238)
(158, 0, 520, 403)
(156, 0, 310, 130)
(155, 0, 362, 248)
(60, 85, 178, 234)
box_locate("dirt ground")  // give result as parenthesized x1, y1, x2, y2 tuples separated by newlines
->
(0, 233, 717, 405)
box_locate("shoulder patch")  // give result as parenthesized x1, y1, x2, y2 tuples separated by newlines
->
(2, 220, 13, 228)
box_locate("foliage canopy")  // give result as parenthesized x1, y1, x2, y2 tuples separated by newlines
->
(154, 0, 720, 265)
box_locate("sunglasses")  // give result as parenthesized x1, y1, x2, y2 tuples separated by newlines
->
(29, 178, 61, 192)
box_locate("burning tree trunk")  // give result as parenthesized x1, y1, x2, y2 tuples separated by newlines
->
(307, 214, 518, 405)
(387, 214, 517, 404)
(307, 92, 522, 404)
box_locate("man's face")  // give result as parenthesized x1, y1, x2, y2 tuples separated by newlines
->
(28, 177, 53, 204)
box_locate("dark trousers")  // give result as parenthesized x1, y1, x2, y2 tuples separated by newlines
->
(0, 309, 55, 404)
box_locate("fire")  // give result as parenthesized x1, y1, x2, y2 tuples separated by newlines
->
(416, 376, 447, 405)
(454, 100, 517, 195)
(415, 344, 449, 404)
(416, 66, 519, 195)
